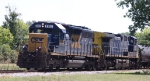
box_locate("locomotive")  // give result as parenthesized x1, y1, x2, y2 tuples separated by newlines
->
(17, 21, 150, 70)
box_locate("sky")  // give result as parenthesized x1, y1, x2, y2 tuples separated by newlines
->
(0, 0, 133, 34)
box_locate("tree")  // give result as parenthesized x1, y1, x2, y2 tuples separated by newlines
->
(16, 19, 29, 43)
(26, 20, 36, 26)
(115, 0, 150, 35)
(2, 6, 21, 37)
(0, 27, 14, 44)
(2, 6, 29, 49)
(135, 27, 150, 46)
(16, 19, 29, 51)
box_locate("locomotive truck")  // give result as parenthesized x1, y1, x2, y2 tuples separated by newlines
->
(17, 21, 150, 71)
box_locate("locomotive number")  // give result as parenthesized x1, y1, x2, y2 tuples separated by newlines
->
(35, 24, 41, 28)
(71, 35, 81, 48)
(45, 25, 53, 28)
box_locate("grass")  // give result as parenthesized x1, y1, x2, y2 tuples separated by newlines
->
(0, 64, 150, 81)
(0, 63, 25, 70)
(0, 70, 150, 81)
(0, 73, 150, 81)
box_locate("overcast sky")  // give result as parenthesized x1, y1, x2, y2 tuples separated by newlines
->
(0, 0, 133, 34)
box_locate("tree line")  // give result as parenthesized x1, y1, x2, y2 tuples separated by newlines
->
(0, 1, 150, 63)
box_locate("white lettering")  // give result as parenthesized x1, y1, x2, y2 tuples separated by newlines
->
(45, 25, 53, 28)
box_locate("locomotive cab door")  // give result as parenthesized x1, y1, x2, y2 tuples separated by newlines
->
(128, 36, 135, 52)
(102, 37, 111, 54)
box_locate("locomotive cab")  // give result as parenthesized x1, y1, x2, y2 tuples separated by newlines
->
(102, 32, 116, 54)
(17, 21, 67, 69)
(28, 21, 67, 52)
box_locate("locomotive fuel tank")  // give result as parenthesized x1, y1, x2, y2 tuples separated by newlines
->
(138, 45, 150, 62)
(66, 60, 86, 68)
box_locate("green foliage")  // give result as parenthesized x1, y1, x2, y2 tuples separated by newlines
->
(115, 0, 150, 35)
(0, 5, 30, 63)
(2, 6, 29, 50)
(15, 19, 29, 51)
(0, 64, 25, 70)
(135, 27, 150, 46)
(0, 44, 18, 63)
(0, 44, 12, 62)
(2, 6, 21, 37)
(0, 27, 14, 44)
(9, 50, 18, 63)
(26, 20, 36, 26)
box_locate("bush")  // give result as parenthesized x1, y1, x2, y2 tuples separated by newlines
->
(9, 50, 18, 63)
(0, 44, 18, 63)
(0, 44, 11, 62)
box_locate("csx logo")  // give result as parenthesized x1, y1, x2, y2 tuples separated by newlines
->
(31, 37, 44, 43)
(71, 35, 81, 48)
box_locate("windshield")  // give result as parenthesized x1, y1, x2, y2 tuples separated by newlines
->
(29, 28, 53, 34)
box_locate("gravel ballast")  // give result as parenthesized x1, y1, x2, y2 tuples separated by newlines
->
(0, 70, 146, 77)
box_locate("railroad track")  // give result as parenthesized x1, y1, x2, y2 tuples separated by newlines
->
(0, 68, 147, 73)
(0, 70, 37, 73)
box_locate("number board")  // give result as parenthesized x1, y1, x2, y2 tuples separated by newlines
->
(44, 24, 53, 28)
(35, 24, 53, 28)
(35, 24, 41, 28)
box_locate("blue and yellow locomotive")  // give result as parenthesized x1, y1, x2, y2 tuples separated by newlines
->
(17, 21, 141, 70)
(17, 21, 96, 70)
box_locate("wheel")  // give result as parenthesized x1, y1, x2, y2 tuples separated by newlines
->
(49, 64, 53, 71)
(95, 67, 101, 71)
(85, 65, 89, 71)
(56, 65, 60, 71)
(42, 67, 46, 72)
(89, 65, 93, 71)
(26, 68, 30, 70)
(78, 68, 82, 70)
(34, 68, 37, 70)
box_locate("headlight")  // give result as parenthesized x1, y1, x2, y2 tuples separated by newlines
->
(23, 45, 27, 49)
(38, 46, 42, 50)
(36, 46, 42, 51)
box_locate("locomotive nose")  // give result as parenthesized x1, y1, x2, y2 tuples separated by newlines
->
(28, 33, 48, 53)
